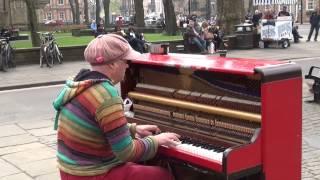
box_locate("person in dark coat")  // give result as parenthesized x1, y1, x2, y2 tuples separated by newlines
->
(307, 10, 320, 42)
(252, 10, 262, 28)
(125, 23, 146, 53)
(278, 6, 290, 17)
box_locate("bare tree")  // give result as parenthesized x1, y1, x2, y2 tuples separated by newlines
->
(134, 0, 145, 27)
(248, 0, 253, 13)
(75, 0, 80, 24)
(206, 0, 211, 20)
(216, 0, 244, 35)
(103, 0, 110, 27)
(84, 0, 89, 24)
(69, 0, 76, 23)
(162, 0, 177, 35)
(96, 0, 100, 22)
(24, 0, 40, 47)
(150, 0, 156, 12)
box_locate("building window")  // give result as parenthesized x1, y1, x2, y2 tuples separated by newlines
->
(59, 12, 64, 20)
(47, 12, 52, 20)
(58, 0, 64, 5)
(306, 0, 315, 10)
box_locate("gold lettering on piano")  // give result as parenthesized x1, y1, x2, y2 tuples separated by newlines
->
(215, 121, 255, 134)
(133, 104, 171, 117)
(172, 112, 184, 119)
(194, 116, 212, 126)
(185, 114, 196, 122)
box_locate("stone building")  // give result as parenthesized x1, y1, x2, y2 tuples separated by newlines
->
(39, 0, 86, 24)
(0, 0, 28, 28)
(0, 0, 51, 28)
(298, 0, 320, 23)
(119, 0, 216, 19)
(0, 0, 94, 28)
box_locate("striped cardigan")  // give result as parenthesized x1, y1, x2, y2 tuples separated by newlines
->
(53, 77, 158, 176)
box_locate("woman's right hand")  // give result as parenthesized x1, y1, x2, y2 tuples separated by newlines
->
(153, 132, 181, 148)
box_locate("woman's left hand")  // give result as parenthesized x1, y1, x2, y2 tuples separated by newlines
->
(136, 125, 161, 138)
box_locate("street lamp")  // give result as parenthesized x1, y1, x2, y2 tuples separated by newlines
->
(300, 0, 303, 24)
(188, 0, 191, 15)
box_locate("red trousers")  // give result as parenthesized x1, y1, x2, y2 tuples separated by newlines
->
(60, 163, 174, 180)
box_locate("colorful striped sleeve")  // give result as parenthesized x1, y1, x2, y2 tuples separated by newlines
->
(95, 83, 158, 162)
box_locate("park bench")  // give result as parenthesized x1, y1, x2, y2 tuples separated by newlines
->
(305, 66, 320, 103)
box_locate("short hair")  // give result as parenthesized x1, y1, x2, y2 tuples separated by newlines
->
(201, 21, 209, 28)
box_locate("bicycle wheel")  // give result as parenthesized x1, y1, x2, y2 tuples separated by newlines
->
(40, 46, 44, 67)
(1, 49, 9, 72)
(0, 52, 3, 71)
(54, 44, 63, 64)
(7, 45, 15, 68)
(45, 46, 54, 68)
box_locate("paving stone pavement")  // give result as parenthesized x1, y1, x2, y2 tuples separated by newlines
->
(0, 24, 320, 179)
(0, 73, 319, 180)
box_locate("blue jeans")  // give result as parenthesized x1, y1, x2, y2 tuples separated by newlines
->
(191, 37, 206, 51)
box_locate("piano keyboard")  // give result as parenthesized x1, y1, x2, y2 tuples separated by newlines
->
(161, 137, 225, 163)
(158, 137, 225, 172)
(173, 142, 224, 162)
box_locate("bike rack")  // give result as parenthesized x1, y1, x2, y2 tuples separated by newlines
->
(305, 66, 320, 103)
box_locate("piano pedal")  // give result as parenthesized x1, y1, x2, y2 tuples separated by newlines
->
(185, 163, 210, 174)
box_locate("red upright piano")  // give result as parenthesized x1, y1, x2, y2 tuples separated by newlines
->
(122, 53, 302, 180)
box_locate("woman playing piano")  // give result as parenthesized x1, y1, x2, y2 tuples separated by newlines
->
(52, 34, 180, 180)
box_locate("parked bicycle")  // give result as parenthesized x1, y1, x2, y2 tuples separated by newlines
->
(0, 37, 15, 72)
(39, 32, 63, 68)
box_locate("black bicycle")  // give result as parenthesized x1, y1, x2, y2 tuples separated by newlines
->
(39, 32, 63, 68)
(0, 37, 15, 72)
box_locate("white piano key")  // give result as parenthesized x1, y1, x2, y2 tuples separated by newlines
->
(174, 143, 223, 162)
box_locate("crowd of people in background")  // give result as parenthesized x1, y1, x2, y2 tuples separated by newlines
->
(181, 14, 223, 54)
(86, 5, 320, 55)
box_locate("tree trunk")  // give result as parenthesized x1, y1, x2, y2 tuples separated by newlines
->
(69, 0, 76, 24)
(162, 0, 177, 35)
(84, 0, 89, 24)
(151, 0, 156, 12)
(216, 0, 244, 35)
(103, 0, 110, 27)
(134, 0, 145, 27)
(75, 0, 80, 24)
(248, 0, 253, 13)
(96, 0, 101, 22)
(24, 0, 40, 47)
(206, 0, 211, 20)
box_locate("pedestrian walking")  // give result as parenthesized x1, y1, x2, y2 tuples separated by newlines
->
(52, 34, 180, 180)
(307, 9, 320, 42)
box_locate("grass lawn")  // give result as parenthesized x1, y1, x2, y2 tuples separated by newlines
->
(11, 32, 182, 49)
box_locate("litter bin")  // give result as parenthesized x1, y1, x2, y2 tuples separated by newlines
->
(234, 24, 254, 49)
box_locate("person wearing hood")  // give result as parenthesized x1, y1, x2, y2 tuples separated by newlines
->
(53, 34, 180, 180)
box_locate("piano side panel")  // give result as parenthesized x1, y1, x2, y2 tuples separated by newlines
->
(223, 132, 261, 175)
(261, 77, 302, 180)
